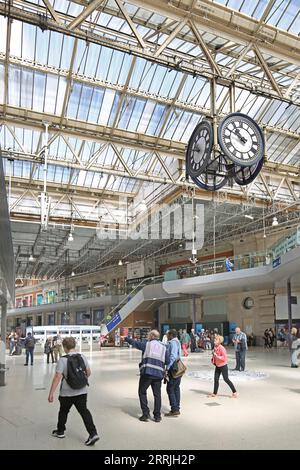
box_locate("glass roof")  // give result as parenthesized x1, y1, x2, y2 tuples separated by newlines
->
(0, 0, 299, 210)
(213, 0, 300, 34)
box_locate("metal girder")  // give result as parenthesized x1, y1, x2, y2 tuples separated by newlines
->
(68, 0, 104, 30)
(114, 0, 146, 49)
(285, 72, 300, 99)
(7, 176, 134, 201)
(154, 18, 187, 58)
(42, 0, 61, 23)
(1, 3, 299, 105)
(253, 44, 283, 97)
(4, 17, 11, 110)
(189, 20, 221, 76)
(226, 42, 253, 79)
(1, 53, 298, 144)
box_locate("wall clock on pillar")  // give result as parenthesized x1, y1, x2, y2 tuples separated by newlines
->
(218, 113, 264, 167)
(243, 297, 254, 310)
(186, 120, 213, 177)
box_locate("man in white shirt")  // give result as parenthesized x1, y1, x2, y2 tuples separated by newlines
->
(48, 336, 99, 446)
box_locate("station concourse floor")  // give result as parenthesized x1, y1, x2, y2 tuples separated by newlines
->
(0, 346, 299, 450)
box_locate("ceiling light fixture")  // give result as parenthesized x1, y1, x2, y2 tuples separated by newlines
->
(272, 216, 279, 227)
(68, 232, 74, 242)
(244, 214, 254, 220)
(138, 200, 148, 212)
(118, 260, 123, 266)
(29, 254, 34, 262)
(71, 271, 75, 277)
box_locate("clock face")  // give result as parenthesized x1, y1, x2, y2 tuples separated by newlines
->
(191, 153, 228, 191)
(218, 113, 265, 167)
(186, 120, 213, 177)
(243, 297, 254, 309)
(233, 155, 264, 186)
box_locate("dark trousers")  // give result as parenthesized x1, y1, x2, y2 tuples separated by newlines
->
(166, 375, 181, 412)
(213, 365, 236, 395)
(57, 394, 97, 436)
(46, 351, 54, 363)
(25, 348, 34, 365)
(138, 375, 162, 418)
(235, 350, 246, 371)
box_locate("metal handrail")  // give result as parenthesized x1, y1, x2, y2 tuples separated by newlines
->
(103, 275, 164, 323)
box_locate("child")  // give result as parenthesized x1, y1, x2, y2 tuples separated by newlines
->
(209, 334, 237, 398)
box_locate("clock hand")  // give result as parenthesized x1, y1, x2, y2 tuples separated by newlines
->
(233, 129, 247, 144)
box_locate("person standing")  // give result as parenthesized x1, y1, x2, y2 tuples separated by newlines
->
(125, 330, 169, 423)
(162, 331, 169, 344)
(190, 329, 197, 353)
(8, 331, 16, 355)
(24, 332, 35, 366)
(209, 335, 237, 398)
(53, 334, 63, 362)
(289, 327, 300, 368)
(165, 329, 182, 417)
(180, 329, 191, 357)
(44, 337, 55, 364)
(48, 336, 99, 446)
(232, 327, 248, 371)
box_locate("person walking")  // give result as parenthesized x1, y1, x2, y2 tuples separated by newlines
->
(180, 329, 190, 357)
(44, 337, 55, 364)
(225, 257, 234, 272)
(165, 329, 182, 417)
(24, 332, 35, 366)
(125, 330, 169, 423)
(232, 327, 248, 371)
(48, 336, 99, 446)
(209, 335, 237, 398)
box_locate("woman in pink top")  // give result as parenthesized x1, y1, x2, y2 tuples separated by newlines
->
(209, 335, 237, 398)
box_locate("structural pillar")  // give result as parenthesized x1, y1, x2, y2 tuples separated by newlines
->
(192, 295, 196, 329)
(0, 301, 8, 386)
(287, 278, 292, 332)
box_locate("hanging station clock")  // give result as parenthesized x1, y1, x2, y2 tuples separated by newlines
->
(185, 112, 264, 192)
(218, 113, 265, 167)
(186, 120, 213, 177)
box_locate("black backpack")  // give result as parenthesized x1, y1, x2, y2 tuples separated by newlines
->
(63, 354, 89, 389)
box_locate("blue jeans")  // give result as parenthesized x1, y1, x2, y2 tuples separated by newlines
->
(25, 348, 34, 365)
(166, 375, 181, 412)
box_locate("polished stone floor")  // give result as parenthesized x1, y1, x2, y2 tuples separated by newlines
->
(0, 346, 299, 450)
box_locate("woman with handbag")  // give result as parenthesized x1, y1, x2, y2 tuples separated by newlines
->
(209, 335, 237, 398)
(164, 329, 186, 417)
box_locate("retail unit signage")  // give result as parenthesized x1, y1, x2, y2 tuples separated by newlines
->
(272, 257, 281, 268)
(106, 312, 122, 332)
(127, 261, 145, 280)
(272, 228, 300, 259)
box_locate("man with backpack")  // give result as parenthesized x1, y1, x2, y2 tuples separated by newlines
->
(47, 336, 99, 446)
(24, 332, 36, 366)
(125, 330, 169, 423)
